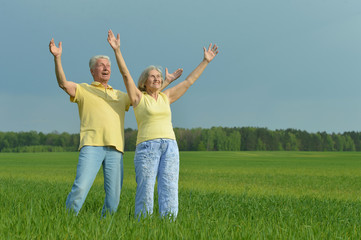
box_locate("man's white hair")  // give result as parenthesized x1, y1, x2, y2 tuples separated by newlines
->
(89, 55, 111, 69)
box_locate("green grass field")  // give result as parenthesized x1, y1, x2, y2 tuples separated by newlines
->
(1, 151, 361, 239)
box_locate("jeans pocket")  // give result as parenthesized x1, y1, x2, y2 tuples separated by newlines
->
(136, 141, 150, 152)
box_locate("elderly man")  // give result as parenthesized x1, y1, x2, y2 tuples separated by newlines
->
(49, 38, 131, 216)
(48, 38, 181, 216)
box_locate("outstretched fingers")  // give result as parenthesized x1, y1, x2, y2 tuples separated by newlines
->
(165, 68, 183, 83)
(207, 43, 218, 55)
(174, 68, 183, 78)
(49, 39, 53, 53)
(107, 29, 120, 49)
(49, 38, 62, 56)
(212, 44, 219, 55)
(203, 43, 219, 62)
(107, 29, 114, 41)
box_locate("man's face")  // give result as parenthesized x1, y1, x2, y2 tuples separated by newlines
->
(91, 58, 111, 82)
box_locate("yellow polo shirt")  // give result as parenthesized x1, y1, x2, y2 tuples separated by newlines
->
(134, 92, 176, 145)
(71, 82, 130, 152)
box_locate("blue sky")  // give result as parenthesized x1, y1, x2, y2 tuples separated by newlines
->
(1, 0, 361, 133)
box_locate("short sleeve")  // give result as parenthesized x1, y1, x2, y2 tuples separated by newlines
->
(70, 84, 81, 103)
(124, 93, 131, 112)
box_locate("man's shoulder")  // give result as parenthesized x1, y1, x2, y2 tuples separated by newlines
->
(78, 82, 104, 92)
(77, 82, 90, 88)
(74, 83, 99, 98)
(113, 89, 128, 97)
(113, 90, 130, 106)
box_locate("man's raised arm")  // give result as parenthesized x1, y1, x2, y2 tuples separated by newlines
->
(49, 38, 77, 98)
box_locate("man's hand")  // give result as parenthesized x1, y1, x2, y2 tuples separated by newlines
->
(49, 38, 62, 57)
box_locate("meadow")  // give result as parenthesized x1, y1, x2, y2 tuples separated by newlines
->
(1, 151, 361, 239)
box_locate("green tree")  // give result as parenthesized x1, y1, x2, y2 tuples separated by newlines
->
(205, 129, 215, 151)
(241, 127, 257, 151)
(213, 127, 227, 151)
(344, 135, 356, 151)
(283, 132, 299, 151)
(256, 139, 266, 151)
(228, 131, 241, 151)
(197, 141, 206, 151)
(333, 134, 345, 151)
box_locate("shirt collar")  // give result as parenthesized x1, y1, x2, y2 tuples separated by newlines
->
(91, 81, 113, 90)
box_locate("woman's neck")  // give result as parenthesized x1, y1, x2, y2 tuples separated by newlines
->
(146, 89, 159, 100)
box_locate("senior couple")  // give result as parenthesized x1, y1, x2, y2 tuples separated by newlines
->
(49, 30, 218, 219)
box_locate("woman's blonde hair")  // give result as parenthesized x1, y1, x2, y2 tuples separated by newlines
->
(138, 65, 164, 91)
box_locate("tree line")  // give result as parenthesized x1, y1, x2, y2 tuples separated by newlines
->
(0, 127, 360, 152)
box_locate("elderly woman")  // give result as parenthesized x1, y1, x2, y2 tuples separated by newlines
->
(107, 30, 218, 218)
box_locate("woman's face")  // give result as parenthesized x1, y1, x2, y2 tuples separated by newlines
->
(145, 69, 162, 91)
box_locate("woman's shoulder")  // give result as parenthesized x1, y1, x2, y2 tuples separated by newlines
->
(158, 92, 170, 103)
(159, 91, 167, 97)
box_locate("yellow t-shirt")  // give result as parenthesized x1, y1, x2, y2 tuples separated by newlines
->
(71, 82, 130, 152)
(134, 92, 176, 145)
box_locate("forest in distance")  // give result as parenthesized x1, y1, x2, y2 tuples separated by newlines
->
(0, 127, 360, 153)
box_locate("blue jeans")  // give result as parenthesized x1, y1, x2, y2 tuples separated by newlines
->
(134, 139, 179, 218)
(66, 146, 123, 216)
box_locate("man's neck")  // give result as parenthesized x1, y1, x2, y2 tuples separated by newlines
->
(95, 80, 109, 89)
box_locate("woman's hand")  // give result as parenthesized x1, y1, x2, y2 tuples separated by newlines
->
(165, 68, 183, 83)
(203, 43, 218, 63)
(107, 29, 120, 50)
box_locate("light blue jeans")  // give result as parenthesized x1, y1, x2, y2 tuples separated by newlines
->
(134, 139, 179, 219)
(65, 146, 123, 216)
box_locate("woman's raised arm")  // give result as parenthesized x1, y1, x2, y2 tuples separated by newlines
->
(107, 30, 142, 107)
(164, 43, 219, 104)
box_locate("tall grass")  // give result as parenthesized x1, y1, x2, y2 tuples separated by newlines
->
(1, 152, 361, 239)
